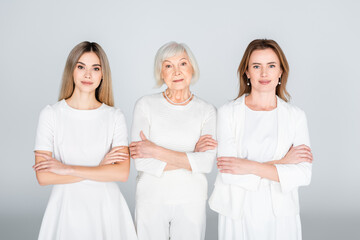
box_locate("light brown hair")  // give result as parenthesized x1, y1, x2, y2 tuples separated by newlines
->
(236, 39, 290, 102)
(59, 41, 114, 106)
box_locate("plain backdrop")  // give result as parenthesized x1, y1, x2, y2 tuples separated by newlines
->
(1, 0, 359, 239)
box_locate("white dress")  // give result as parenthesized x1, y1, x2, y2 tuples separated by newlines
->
(218, 106, 302, 240)
(34, 100, 138, 240)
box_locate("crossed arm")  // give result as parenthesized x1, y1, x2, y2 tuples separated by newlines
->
(33, 146, 130, 186)
(217, 144, 313, 182)
(129, 131, 217, 172)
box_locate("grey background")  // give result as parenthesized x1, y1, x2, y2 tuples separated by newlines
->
(1, 0, 359, 239)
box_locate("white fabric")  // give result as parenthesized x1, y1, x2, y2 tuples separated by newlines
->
(135, 201, 206, 240)
(131, 93, 216, 204)
(217, 105, 301, 240)
(209, 95, 312, 220)
(34, 100, 137, 240)
(131, 93, 216, 239)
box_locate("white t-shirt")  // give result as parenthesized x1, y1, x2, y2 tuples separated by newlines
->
(131, 93, 217, 204)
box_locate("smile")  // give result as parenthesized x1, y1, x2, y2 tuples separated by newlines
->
(173, 79, 184, 83)
(81, 81, 93, 85)
(259, 80, 271, 85)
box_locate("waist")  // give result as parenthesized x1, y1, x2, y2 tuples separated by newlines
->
(136, 170, 208, 204)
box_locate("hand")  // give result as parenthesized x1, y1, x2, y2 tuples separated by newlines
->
(99, 146, 129, 165)
(217, 157, 253, 175)
(129, 131, 159, 159)
(279, 144, 313, 164)
(195, 135, 217, 152)
(33, 153, 71, 175)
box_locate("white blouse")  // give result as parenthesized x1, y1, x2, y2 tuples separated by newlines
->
(131, 93, 217, 204)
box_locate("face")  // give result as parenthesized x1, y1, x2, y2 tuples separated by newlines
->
(161, 52, 193, 91)
(73, 52, 103, 94)
(246, 48, 283, 94)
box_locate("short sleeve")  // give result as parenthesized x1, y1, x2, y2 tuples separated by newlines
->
(112, 109, 129, 147)
(34, 105, 55, 152)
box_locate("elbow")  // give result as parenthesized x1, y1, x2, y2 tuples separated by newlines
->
(118, 173, 129, 182)
(36, 174, 50, 186)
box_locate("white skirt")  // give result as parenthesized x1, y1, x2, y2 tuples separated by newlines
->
(38, 181, 137, 240)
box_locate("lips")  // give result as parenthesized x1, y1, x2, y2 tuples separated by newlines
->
(81, 81, 93, 85)
(259, 80, 271, 85)
(173, 79, 184, 83)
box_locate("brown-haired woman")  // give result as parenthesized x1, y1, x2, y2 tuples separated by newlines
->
(33, 41, 137, 240)
(209, 39, 313, 240)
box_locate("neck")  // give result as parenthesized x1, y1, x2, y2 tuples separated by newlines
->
(165, 88, 192, 104)
(245, 91, 277, 111)
(66, 89, 101, 110)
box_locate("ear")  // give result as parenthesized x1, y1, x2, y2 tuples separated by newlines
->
(245, 70, 250, 79)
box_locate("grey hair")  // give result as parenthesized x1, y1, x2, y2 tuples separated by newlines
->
(154, 41, 200, 87)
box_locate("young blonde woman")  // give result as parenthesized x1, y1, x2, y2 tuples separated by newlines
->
(209, 39, 313, 240)
(33, 42, 137, 240)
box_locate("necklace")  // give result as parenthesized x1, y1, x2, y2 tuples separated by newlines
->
(163, 91, 193, 105)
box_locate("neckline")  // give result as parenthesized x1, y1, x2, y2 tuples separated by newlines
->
(160, 92, 196, 109)
(62, 99, 105, 112)
(245, 104, 277, 113)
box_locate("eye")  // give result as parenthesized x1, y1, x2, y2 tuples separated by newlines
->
(253, 65, 260, 69)
(77, 65, 84, 69)
(269, 64, 276, 68)
(165, 64, 172, 68)
(94, 67, 100, 71)
(180, 62, 187, 66)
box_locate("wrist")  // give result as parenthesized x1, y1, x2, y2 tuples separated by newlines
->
(66, 165, 75, 176)
(153, 145, 163, 160)
(248, 160, 260, 175)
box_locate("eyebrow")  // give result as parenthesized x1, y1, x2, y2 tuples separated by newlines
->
(163, 58, 188, 63)
(76, 61, 101, 67)
(251, 62, 277, 65)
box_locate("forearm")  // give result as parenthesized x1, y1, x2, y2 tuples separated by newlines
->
(36, 172, 83, 186)
(68, 163, 130, 182)
(248, 161, 279, 182)
(155, 146, 191, 171)
(164, 163, 182, 171)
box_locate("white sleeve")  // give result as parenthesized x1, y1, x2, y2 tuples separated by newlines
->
(275, 110, 312, 193)
(131, 98, 166, 177)
(218, 104, 261, 191)
(112, 109, 129, 147)
(186, 105, 217, 174)
(34, 105, 55, 152)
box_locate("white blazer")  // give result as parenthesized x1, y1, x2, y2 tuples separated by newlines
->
(209, 95, 312, 219)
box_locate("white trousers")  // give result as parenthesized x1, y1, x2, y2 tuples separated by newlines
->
(135, 201, 206, 240)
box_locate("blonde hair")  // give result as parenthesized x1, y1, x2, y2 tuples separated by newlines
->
(237, 39, 290, 102)
(59, 41, 114, 106)
(154, 41, 200, 87)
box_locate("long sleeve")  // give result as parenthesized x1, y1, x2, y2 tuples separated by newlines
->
(186, 105, 217, 173)
(131, 98, 166, 177)
(275, 109, 312, 193)
(217, 103, 261, 191)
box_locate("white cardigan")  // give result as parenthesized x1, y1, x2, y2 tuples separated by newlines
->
(209, 95, 312, 219)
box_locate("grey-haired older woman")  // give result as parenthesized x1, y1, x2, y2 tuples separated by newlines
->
(129, 41, 217, 240)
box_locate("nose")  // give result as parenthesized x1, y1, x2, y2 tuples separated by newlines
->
(173, 66, 181, 76)
(261, 68, 268, 77)
(84, 69, 91, 79)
